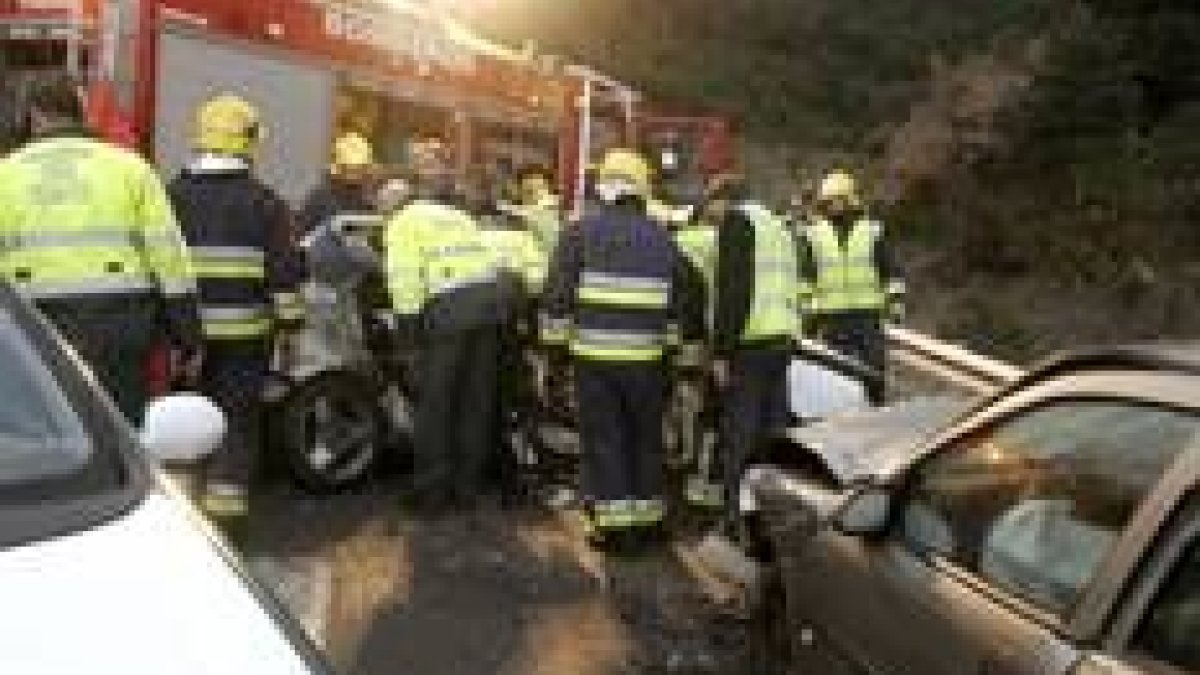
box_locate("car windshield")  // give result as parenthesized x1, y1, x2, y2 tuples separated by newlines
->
(0, 298, 129, 533)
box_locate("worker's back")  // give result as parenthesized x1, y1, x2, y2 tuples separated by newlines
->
(568, 205, 678, 361)
(169, 160, 300, 343)
(385, 199, 505, 334)
(0, 135, 190, 300)
(0, 132, 198, 418)
(479, 226, 545, 296)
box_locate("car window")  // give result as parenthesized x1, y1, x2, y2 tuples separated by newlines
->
(900, 400, 1200, 616)
(1133, 537, 1200, 671)
(0, 306, 126, 511)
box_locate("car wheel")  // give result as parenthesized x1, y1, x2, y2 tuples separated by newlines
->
(278, 371, 382, 493)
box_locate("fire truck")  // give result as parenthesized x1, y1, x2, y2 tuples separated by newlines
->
(0, 0, 731, 209)
(1, 0, 734, 490)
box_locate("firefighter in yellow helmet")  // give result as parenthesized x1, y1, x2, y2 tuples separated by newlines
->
(542, 148, 702, 548)
(300, 132, 377, 236)
(167, 94, 304, 541)
(798, 170, 904, 404)
(384, 156, 510, 512)
(0, 73, 200, 421)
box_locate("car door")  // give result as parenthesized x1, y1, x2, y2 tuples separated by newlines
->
(788, 375, 1200, 675)
(1098, 492, 1200, 675)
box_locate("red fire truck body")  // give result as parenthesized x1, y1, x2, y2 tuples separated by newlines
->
(1, 0, 730, 207)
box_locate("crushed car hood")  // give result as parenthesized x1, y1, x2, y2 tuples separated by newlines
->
(785, 396, 970, 484)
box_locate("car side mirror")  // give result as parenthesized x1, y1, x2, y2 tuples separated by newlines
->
(140, 394, 227, 463)
(834, 484, 893, 537)
(1070, 654, 1146, 675)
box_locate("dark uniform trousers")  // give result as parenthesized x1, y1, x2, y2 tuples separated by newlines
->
(38, 297, 162, 423)
(200, 341, 270, 495)
(719, 344, 791, 521)
(812, 309, 886, 404)
(575, 360, 668, 506)
(413, 324, 501, 507)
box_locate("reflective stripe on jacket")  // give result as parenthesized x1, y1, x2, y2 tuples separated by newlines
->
(803, 217, 887, 313)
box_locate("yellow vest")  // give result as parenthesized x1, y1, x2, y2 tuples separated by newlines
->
(741, 205, 800, 341)
(804, 217, 885, 313)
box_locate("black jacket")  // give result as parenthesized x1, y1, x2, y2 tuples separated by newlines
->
(169, 161, 302, 346)
(299, 176, 374, 235)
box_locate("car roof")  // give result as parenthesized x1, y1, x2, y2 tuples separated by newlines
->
(996, 342, 1200, 401)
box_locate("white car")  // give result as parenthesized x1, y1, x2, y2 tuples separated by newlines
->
(0, 284, 334, 675)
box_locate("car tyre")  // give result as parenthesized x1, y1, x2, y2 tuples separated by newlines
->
(275, 370, 387, 493)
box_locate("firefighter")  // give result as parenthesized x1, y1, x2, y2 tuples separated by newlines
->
(798, 170, 904, 404)
(509, 164, 562, 258)
(711, 177, 800, 532)
(647, 138, 699, 227)
(542, 148, 700, 548)
(476, 185, 546, 502)
(0, 73, 199, 421)
(385, 160, 509, 513)
(167, 94, 304, 538)
(299, 132, 377, 235)
(673, 177, 726, 511)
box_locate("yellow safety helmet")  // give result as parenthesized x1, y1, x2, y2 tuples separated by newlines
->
(194, 94, 262, 156)
(594, 148, 653, 196)
(331, 132, 375, 175)
(818, 169, 860, 204)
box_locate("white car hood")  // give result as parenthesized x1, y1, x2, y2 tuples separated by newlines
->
(0, 493, 317, 675)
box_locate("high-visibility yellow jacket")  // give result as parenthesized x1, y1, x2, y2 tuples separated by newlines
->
(512, 194, 562, 258)
(384, 199, 499, 326)
(674, 221, 717, 341)
(0, 133, 199, 344)
(479, 227, 545, 295)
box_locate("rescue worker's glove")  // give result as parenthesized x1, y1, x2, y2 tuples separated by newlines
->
(712, 357, 732, 391)
(272, 331, 299, 374)
(169, 346, 204, 389)
(675, 342, 708, 375)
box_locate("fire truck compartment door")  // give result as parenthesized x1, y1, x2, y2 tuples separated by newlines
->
(154, 29, 334, 205)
